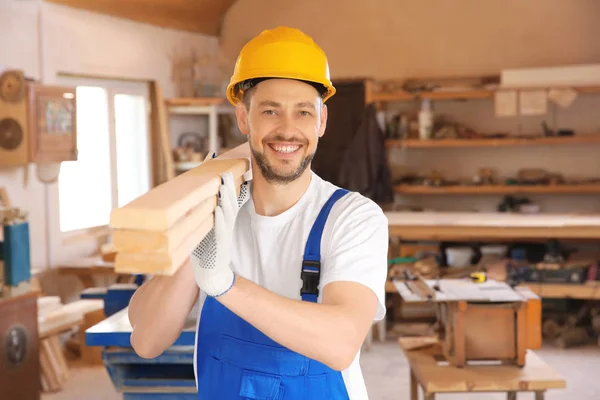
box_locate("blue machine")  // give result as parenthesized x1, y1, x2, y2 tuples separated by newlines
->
(81, 283, 141, 317)
(0, 220, 31, 288)
(86, 307, 198, 399)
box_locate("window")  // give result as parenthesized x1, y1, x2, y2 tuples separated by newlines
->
(55, 78, 151, 233)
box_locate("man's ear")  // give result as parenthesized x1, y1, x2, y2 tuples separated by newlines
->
(318, 104, 328, 138)
(235, 103, 250, 135)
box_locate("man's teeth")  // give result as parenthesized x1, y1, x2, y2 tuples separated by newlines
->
(271, 144, 299, 153)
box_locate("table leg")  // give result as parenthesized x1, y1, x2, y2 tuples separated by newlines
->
(535, 391, 545, 400)
(507, 392, 517, 400)
(424, 393, 434, 400)
(410, 369, 418, 400)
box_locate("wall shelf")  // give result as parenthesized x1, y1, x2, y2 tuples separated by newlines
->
(385, 133, 600, 149)
(370, 85, 600, 103)
(394, 184, 600, 195)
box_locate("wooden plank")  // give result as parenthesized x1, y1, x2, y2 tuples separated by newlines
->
(386, 133, 600, 148)
(165, 97, 224, 107)
(399, 340, 566, 393)
(394, 183, 600, 195)
(109, 142, 250, 232)
(516, 287, 542, 349)
(421, 90, 493, 100)
(114, 215, 213, 275)
(149, 81, 175, 185)
(519, 282, 600, 300)
(112, 196, 216, 254)
(386, 211, 600, 240)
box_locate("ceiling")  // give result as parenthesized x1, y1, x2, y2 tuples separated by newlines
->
(44, 0, 238, 36)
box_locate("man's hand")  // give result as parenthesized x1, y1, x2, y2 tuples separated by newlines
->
(190, 172, 250, 297)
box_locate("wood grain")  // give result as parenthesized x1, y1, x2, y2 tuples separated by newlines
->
(399, 339, 566, 394)
(114, 215, 213, 275)
(109, 142, 250, 232)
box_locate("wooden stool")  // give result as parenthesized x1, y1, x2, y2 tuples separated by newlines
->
(398, 337, 566, 399)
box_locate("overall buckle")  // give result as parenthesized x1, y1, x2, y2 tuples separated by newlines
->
(301, 260, 321, 297)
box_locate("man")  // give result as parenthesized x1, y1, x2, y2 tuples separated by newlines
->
(128, 26, 389, 399)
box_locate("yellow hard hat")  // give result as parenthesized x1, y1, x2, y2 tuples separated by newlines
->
(226, 26, 336, 106)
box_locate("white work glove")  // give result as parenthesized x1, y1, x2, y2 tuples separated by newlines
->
(190, 172, 250, 297)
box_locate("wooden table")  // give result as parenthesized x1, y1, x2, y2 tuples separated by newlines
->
(399, 337, 566, 399)
(57, 256, 133, 288)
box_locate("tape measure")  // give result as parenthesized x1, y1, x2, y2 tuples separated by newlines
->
(469, 272, 487, 283)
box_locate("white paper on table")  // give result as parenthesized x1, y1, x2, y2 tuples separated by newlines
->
(494, 90, 517, 117)
(547, 88, 578, 108)
(519, 90, 547, 116)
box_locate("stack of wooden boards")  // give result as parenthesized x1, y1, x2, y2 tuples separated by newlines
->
(37, 296, 104, 392)
(110, 142, 251, 275)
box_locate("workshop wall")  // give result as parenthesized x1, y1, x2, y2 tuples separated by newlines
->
(221, 0, 600, 214)
(0, 1, 218, 272)
(220, 0, 600, 80)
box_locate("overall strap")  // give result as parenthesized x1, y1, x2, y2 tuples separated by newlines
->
(301, 188, 349, 302)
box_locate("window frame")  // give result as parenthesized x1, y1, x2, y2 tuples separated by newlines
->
(47, 75, 152, 267)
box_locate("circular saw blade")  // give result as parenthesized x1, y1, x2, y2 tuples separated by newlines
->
(0, 118, 24, 150)
(0, 71, 26, 103)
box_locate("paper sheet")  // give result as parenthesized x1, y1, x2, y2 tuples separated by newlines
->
(519, 90, 547, 115)
(494, 90, 517, 117)
(547, 88, 578, 108)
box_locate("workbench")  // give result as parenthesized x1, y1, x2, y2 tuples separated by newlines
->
(385, 211, 600, 299)
(386, 211, 600, 240)
(58, 256, 134, 288)
(398, 337, 566, 399)
(86, 307, 198, 399)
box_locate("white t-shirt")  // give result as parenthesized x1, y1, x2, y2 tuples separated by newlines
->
(194, 171, 389, 400)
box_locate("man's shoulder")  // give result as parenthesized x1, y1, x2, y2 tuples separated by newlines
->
(313, 174, 388, 227)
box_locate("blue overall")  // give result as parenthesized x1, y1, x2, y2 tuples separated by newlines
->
(195, 189, 351, 400)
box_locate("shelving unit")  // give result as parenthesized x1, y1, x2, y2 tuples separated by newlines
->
(385, 133, 600, 149)
(372, 78, 600, 200)
(165, 97, 232, 156)
(394, 183, 600, 195)
(164, 97, 236, 173)
(371, 85, 600, 103)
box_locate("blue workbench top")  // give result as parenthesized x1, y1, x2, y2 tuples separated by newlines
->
(86, 307, 198, 348)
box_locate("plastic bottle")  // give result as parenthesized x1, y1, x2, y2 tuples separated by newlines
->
(418, 99, 433, 140)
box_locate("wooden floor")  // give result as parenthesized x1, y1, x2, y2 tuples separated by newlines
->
(41, 340, 600, 400)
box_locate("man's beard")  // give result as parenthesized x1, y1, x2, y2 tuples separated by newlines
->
(249, 134, 315, 185)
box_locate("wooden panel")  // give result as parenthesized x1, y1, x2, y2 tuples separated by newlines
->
(114, 214, 213, 275)
(44, 0, 237, 35)
(463, 303, 516, 361)
(395, 184, 600, 195)
(399, 339, 566, 394)
(109, 142, 250, 231)
(386, 134, 600, 148)
(109, 142, 250, 275)
(516, 287, 542, 349)
(386, 211, 600, 240)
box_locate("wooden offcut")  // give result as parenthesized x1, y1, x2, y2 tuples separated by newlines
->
(109, 142, 251, 275)
(399, 338, 566, 399)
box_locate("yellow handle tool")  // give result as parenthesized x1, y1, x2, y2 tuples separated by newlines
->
(470, 272, 487, 283)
